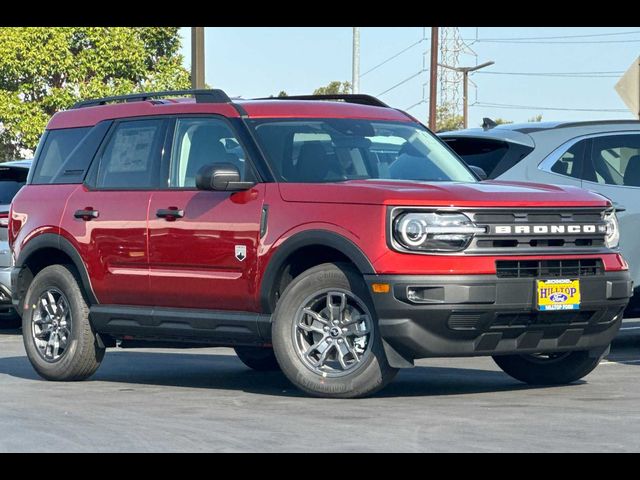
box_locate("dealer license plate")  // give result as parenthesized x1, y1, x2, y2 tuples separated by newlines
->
(536, 279, 581, 311)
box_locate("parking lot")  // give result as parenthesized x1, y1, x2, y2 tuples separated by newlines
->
(1, 320, 638, 453)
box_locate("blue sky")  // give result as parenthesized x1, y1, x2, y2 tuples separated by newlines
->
(178, 27, 639, 128)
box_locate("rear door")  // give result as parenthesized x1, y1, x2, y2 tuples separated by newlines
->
(580, 133, 640, 287)
(63, 118, 169, 305)
(147, 116, 264, 311)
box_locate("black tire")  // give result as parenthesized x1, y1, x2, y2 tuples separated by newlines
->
(272, 262, 398, 398)
(22, 264, 105, 381)
(234, 346, 281, 371)
(0, 309, 21, 329)
(493, 350, 604, 385)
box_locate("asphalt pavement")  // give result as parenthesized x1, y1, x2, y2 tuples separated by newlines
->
(0, 320, 639, 452)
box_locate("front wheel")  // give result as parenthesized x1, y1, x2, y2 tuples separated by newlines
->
(22, 264, 105, 381)
(272, 262, 397, 398)
(493, 350, 604, 385)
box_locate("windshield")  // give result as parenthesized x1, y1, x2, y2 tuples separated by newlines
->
(250, 119, 477, 183)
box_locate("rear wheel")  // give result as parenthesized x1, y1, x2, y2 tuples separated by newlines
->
(234, 346, 280, 371)
(22, 264, 105, 381)
(493, 350, 604, 385)
(272, 262, 397, 398)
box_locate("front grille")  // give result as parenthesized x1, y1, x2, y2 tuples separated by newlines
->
(466, 208, 608, 254)
(496, 259, 604, 278)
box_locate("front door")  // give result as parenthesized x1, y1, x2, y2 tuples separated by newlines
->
(147, 116, 264, 311)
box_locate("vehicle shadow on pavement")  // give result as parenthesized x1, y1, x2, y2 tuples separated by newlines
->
(0, 328, 21, 336)
(0, 349, 571, 398)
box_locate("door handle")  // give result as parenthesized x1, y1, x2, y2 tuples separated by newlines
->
(156, 208, 184, 220)
(74, 208, 99, 221)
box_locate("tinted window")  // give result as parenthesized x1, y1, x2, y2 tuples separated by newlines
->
(96, 120, 166, 189)
(587, 134, 640, 187)
(31, 127, 90, 184)
(170, 118, 248, 188)
(551, 140, 586, 179)
(251, 119, 476, 183)
(0, 166, 28, 204)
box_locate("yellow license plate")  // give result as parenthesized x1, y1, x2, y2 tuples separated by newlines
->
(536, 279, 581, 311)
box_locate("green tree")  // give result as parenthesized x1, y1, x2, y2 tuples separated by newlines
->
(493, 118, 513, 125)
(436, 104, 464, 132)
(528, 114, 543, 122)
(313, 81, 352, 95)
(0, 27, 191, 160)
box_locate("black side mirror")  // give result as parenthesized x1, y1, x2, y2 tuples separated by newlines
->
(469, 165, 488, 181)
(196, 163, 255, 191)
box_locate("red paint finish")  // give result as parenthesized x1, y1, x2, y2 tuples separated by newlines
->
(9, 185, 76, 264)
(46, 99, 409, 130)
(147, 186, 265, 310)
(277, 180, 611, 208)
(48, 102, 241, 130)
(236, 100, 412, 121)
(60, 186, 151, 305)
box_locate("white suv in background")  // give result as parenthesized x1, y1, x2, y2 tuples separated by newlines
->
(440, 120, 639, 316)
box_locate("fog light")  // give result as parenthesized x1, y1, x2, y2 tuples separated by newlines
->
(371, 283, 390, 293)
(407, 288, 421, 302)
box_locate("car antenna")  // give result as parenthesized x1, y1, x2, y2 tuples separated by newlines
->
(482, 117, 498, 131)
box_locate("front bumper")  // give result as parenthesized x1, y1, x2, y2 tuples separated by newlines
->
(365, 271, 632, 367)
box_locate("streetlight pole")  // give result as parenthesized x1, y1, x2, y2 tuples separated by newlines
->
(191, 27, 205, 89)
(439, 60, 494, 129)
(352, 27, 360, 94)
(428, 27, 439, 130)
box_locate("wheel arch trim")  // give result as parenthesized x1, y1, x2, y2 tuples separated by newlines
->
(15, 233, 98, 305)
(259, 229, 375, 312)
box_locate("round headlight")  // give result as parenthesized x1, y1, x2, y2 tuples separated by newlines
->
(604, 210, 620, 249)
(393, 211, 485, 252)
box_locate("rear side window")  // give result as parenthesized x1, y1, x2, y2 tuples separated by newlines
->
(31, 127, 91, 184)
(0, 166, 28, 204)
(551, 140, 586, 179)
(442, 137, 533, 179)
(587, 134, 640, 187)
(95, 119, 166, 189)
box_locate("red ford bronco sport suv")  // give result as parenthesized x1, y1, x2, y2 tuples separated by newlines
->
(9, 90, 632, 398)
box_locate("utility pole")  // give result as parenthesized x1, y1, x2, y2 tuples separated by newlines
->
(428, 27, 439, 130)
(439, 60, 494, 128)
(352, 27, 360, 94)
(191, 27, 205, 89)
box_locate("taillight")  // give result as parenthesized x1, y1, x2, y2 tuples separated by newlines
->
(0, 213, 8, 228)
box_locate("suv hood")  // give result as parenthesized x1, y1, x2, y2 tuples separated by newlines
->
(278, 180, 611, 208)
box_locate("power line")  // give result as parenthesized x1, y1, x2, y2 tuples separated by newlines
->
(377, 69, 426, 97)
(475, 71, 624, 78)
(361, 37, 427, 77)
(475, 39, 640, 45)
(405, 100, 426, 112)
(472, 101, 628, 113)
(463, 30, 640, 42)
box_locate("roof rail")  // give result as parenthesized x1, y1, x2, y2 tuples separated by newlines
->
(255, 94, 390, 108)
(72, 89, 232, 109)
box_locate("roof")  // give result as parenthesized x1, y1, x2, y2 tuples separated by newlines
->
(46, 98, 413, 130)
(491, 119, 640, 134)
(438, 119, 640, 146)
(0, 159, 32, 168)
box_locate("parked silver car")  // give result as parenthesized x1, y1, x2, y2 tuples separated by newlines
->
(439, 120, 640, 315)
(0, 159, 31, 326)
